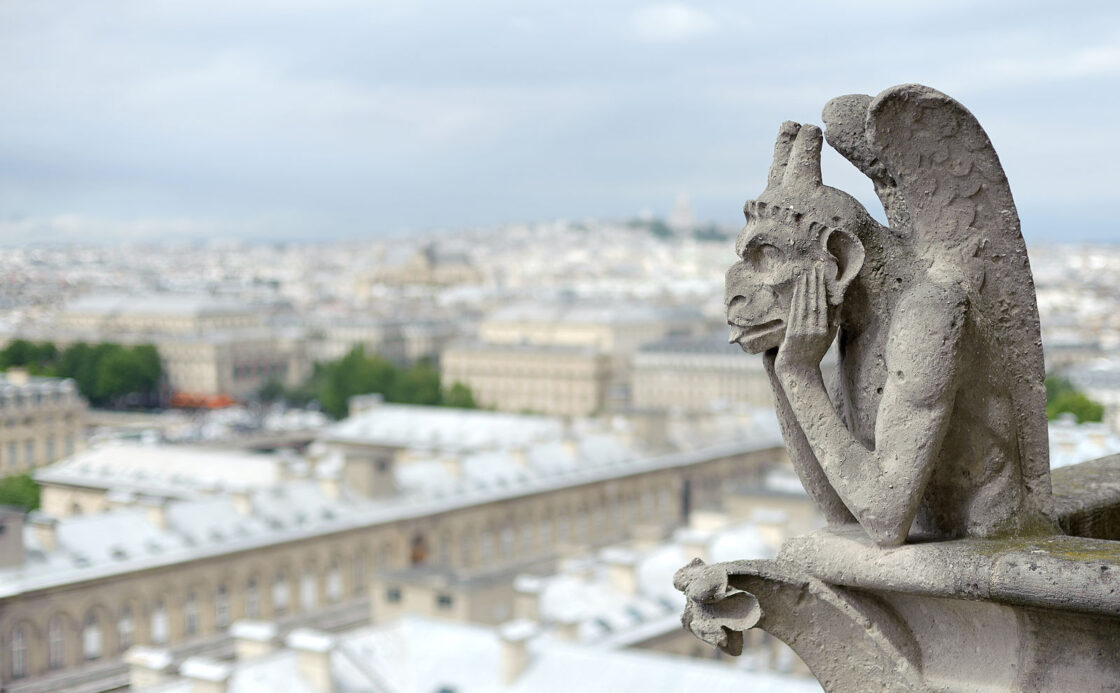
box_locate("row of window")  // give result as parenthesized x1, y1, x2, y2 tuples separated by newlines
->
(6, 468, 731, 680)
(454, 487, 676, 568)
(384, 588, 454, 610)
(232, 362, 288, 381)
(0, 390, 76, 409)
(8, 559, 361, 679)
(0, 435, 74, 469)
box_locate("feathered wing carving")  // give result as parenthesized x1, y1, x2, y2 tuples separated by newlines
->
(865, 84, 1053, 520)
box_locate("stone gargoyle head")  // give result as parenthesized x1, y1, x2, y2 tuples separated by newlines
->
(725, 121, 879, 354)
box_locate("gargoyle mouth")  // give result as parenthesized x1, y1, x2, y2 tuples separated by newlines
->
(728, 319, 783, 344)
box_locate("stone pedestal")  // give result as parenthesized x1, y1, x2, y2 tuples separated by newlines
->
(676, 457, 1120, 692)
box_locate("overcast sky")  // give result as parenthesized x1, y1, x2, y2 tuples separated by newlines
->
(1, 1, 1118, 244)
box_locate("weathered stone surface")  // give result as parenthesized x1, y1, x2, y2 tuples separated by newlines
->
(1052, 453, 1120, 539)
(724, 83, 1054, 547)
(675, 523, 1120, 691)
(677, 85, 1120, 692)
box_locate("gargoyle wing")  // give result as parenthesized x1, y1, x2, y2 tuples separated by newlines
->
(865, 84, 1053, 520)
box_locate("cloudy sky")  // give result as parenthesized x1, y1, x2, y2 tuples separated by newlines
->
(1, 0, 1118, 244)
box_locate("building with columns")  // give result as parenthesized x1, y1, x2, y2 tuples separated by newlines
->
(0, 402, 784, 692)
(440, 342, 612, 416)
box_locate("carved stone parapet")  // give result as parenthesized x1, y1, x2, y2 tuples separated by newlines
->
(676, 524, 1120, 691)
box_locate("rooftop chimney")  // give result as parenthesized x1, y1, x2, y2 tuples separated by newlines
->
(230, 620, 278, 660)
(442, 454, 462, 478)
(512, 575, 544, 621)
(29, 512, 57, 553)
(5, 368, 29, 386)
(231, 489, 253, 516)
(142, 497, 169, 529)
(499, 619, 538, 684)
(602, 547, 640, 596)
(124, 647, 174, 689)
(286, 628, 336, 693)
(179, 656, 232, 693)
(0, 507, 25, 569)
(339, 445, 395, 498)
(508, 446, 529, 466)
(552, 614, 581, 642)
(348, 393, 384, 416)
(626, 408, 670, 452)
(318, 471, 341, 499)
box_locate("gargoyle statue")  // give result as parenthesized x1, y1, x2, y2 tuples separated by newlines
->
(725, 83, 1056, 547)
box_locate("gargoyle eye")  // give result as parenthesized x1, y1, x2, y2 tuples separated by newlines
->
(746, 242, 782, 272)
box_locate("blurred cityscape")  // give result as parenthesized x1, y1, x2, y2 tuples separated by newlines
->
(0, 212, 1116, 692)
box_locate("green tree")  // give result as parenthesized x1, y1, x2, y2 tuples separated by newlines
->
(1045, 375, 1104, 423)
(443, 382, 477, 409)
(0, 474, 40, 511)
(258, 378, 287, 403)
(298, 347, 479, 418)
(0, 340, 57, 373)
(393, 360, 442, 406)
(1048, 391, 1104, 423)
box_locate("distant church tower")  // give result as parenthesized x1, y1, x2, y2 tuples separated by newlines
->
(669, 192, 695, 232)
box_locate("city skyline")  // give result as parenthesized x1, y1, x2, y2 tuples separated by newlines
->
(1, 1, 1119, 243)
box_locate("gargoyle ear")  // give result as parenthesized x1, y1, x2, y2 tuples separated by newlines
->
(821, 227, 864, 306)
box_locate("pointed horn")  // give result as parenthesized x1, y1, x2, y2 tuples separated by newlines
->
(782, 124, 823, 187)
(766, 121, 801, 190)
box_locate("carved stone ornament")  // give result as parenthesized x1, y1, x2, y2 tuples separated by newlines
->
(677, 84, 1120, 692)
(725, 83, 1054, 547)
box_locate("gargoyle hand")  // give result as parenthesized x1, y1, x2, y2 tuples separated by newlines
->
(776, 263, 833, 375)
(674, 558, 762, 656)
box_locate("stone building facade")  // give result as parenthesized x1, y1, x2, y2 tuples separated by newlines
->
(631, 333, 774, 412)
(440, 343, 612, 416)
(0, 370, 86, 476)
(0, 404, 783, 691)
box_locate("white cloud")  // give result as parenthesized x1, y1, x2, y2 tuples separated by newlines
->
(629, 3, 717, 43)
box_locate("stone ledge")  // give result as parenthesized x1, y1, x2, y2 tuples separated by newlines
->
(777, 524, 1120, 616)
(1052, 454, 1120, 540)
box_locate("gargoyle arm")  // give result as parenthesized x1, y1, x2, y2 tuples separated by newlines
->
(778, 280, 966, 546)
(763, 351, 856, 525)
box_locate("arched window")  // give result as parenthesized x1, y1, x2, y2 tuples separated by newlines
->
(246, 577, 260, 618)
(300, 566, 317, 611)
(118, 607, 134, 651)
(10, 626, 26, 679)
(660, 487, 673, 512)
(458, 532, 472, 567)
(83, 611, 102, 660)
(377, 541, 392, 569)
(150, 599, 169, 645)
(557, 513, 570, 542)
(520, 523, 533, 554)
(184, 592, 199, 637)
(479, 530, 494, 562)
(539, 515, 553, 547)
(273, 572, 289, 615)
(409, 535, 428, 565)
(326, 562, 342, 604)
(47, 616, 64, 669)
(351, 552, 367, 597)
(215, 584, 230, 629)
(574, 510, 587, 542)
